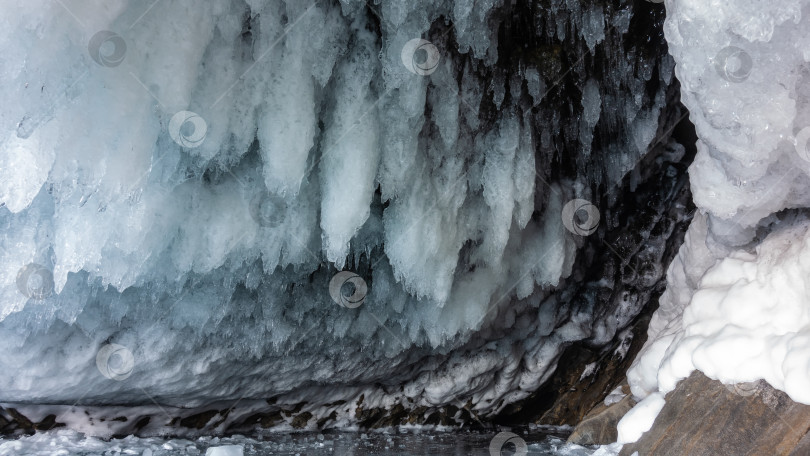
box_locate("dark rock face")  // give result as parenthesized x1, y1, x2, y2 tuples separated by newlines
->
(179, 410, 221, 430)
(495, 107, 696, 427)
(620, 371, 810, 456)
(496, 305, 650, 426)
(0, 406, 64, 436)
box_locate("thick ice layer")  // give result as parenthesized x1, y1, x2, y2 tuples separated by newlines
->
(0, 0, 680, 431)
(622, 0, 810, 440)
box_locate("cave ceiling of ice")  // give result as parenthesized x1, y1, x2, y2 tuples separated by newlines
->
(0, 0, 691, 432)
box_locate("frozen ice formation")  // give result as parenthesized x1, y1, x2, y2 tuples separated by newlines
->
(622, 0, 810, 443)
(0, 0, 685, 433)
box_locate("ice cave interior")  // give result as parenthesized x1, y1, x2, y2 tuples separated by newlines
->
(1, 0, 810, 454)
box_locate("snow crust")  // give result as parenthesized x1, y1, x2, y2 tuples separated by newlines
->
(0, 0, 676, 428)
(622, 0, 810, 441)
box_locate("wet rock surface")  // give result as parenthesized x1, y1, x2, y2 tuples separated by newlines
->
(620, 371, 810, 456)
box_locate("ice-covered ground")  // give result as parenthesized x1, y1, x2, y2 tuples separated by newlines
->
(618, 0, 810, 444)
(1, 0, 683, 438)
(0, 428, 602, 456)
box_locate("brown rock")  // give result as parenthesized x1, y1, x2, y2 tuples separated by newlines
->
(6, 408, 34, 432)
(34, 414, 62, 431)
(0, 407, 10, 432)
(317, 410, 338, 428)
(134, 416, 150, 431)
(241, 410, 283, 428)
(789, 431, 810, 456)
(620, 371, 810, 456)
(179, 410, 219, 429)
(291, 411, 312, 429)
(568, 393, 636, 445)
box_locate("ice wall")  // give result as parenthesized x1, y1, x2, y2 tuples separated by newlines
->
(623, 0, 810, 443)
(0, 0, 683, 433)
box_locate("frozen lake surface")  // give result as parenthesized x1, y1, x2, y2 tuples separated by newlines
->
(0, 428, 603, 455)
